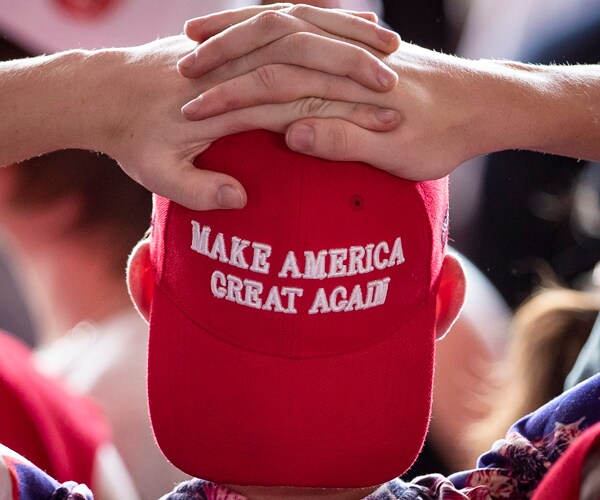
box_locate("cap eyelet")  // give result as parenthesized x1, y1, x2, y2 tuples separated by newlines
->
(350, 195, 365, 211)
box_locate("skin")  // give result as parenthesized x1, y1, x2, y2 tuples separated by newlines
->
(179, 4, 600, 181)
(0, 7, 399, 211)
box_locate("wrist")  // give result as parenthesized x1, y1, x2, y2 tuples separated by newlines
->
(472, 59, 600, 160)
(70, 48, 131, 155)
(0, 49, 114, 164)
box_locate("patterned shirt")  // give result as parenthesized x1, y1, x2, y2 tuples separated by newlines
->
(0, 445, 92, 500)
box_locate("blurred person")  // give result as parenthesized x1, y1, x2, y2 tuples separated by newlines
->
(0, 240, 36, 345)
(0, 1, 259, 54)
(0, 149, 186, 499)
(465, 287, 600, 466)
(0, 330, 137, 500)
(457, 0, 599, 60)
(566, 311, 600, 390)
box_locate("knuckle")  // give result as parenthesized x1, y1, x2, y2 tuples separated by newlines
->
(300, 97, 328, 116)
(352, 45, 374, 66)
(252, 65, 278, 90)
(320, 76, 335, 99)
(286, 4, 311, 17)
(284, 32, 311, 58)
(350, 102, 364, 121)
(329, 124, 350, 159)
(211, 85, 241, 111)
(179, 173, 210, 210)
(252, 10, 285, 30)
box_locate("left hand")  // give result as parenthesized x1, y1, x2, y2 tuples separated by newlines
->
(99, 34, 400, 211)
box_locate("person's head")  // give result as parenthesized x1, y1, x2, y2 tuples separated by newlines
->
(127, 130, 465, 492)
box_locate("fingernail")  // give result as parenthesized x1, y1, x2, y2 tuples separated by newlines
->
(217, 185, 244, 209)
(178, 51, 197, 71)
(181, 97, 202, 117)
(287, 124, 315, 153)
(377, 64, 397, 88)
(375, 109, 398, 124)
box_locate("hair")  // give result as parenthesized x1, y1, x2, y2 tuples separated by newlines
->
(464, 287, 600, 465)
(10, 150, 151, 275)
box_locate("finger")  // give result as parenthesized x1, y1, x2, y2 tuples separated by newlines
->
(179, 8, 399, 77)
(285, 99, 400, 131)
(209, 100, 399, 134)
(184, 5, 383, 43)
(191, 6, 394, 48)
(142, 160, 247, 211)
(200, 32, 396, 97)
(181, 64, 388, 120)
(184, 4, 293, 41)
(150, 102, 398, 210)
(285, 118, 400, 174)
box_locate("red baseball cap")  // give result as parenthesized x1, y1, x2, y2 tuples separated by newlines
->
(147, 130, 449, 488)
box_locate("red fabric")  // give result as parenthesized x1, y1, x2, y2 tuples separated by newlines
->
(533, 421, 600, 500)
(0, 331, 111, 486)
(148, 130, 449, 487)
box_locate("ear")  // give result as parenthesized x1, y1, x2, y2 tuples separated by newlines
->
(126, 239, 154, 323)
(435, 253, 466, 340)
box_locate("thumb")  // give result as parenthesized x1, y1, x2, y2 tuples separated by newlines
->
(144, 160, 247, 211)
(285, 118, 387, 168)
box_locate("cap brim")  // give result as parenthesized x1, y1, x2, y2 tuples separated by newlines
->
(148, 283, 435, 488)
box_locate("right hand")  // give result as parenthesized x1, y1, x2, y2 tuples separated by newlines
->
(177, 7, 489, 181)
(178, 8, 548, 181)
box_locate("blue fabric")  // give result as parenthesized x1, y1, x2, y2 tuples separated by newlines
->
(0, 446, 93, 500)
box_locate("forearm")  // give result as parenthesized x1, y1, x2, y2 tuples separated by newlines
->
(470, 59, 600, 161)
(0, 49, 121, 166)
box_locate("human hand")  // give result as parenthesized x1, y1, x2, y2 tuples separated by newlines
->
(180, 16, 551, 181)
(282, 46, 600, 179)
(176, 6, 476, 179)
(178, 4, 400, 117)
(177, 5, 484, 180)
(180, 5, 600, 181)
(92, 34, 400, 211)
